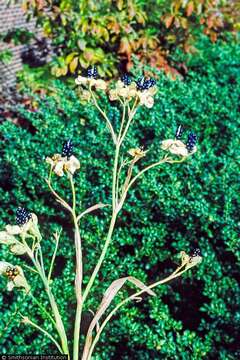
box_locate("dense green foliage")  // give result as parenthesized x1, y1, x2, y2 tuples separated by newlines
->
(0, 39, 239, 359)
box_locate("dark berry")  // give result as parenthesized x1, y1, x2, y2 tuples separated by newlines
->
(136, 77, 156, 91)
(62, 139, 74, 159)
(121, 73, 132, 86)
(16, 207, 31, 226)
(186, 132, 197, 152)
(86, 65, 98, 79)
(175, 125, 184, 140)
(191, 248, 202, 257)
(136, 77, 145, 91)
(144, 78, 156, 89)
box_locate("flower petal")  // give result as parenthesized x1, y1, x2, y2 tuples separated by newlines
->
(10, 243, 27, 255)
(95, 79, 107, 90)
(53, 160, 65, 177)
(13, 274, 30, 293)
(0, 261, 12, 275)
(6, 225, 22, 235)
(75, 76, 88, 85)
(66, 155, 80, 175)
(0, 231, 16, 245)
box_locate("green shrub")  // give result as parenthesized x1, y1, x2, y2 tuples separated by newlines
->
(0, 39, 239, 359)
(18, 0, 239, 77)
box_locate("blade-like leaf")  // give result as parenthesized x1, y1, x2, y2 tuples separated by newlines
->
(82, 276, 155, 359)
(91, 276, 154, 333)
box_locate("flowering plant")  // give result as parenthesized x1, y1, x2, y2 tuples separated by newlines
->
(0, 67, 200, 359)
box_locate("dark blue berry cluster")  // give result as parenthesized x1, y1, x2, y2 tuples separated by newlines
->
(121, 73, 132, 86)
(186, 132, 197, 152)
(86, 65, 98, 79)
(62, 139, 74, 159)
(136, 77, 156, 91)
(175, 125, 184, 140)
(16, 207, 31, 226)
(191, 248, 202, 258)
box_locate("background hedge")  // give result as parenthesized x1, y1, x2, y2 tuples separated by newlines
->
(0, 38, 239, 359)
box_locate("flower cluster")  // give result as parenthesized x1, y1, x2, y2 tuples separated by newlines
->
(161, 126, 197, 157)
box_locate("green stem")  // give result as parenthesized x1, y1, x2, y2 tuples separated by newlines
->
(73, 215, 83, 360)
(89, 87, 117, 144)
(112, 143, 120, 210)
(29, 292, 56, 327)
(69, 174, 84, 360)
(30, 253, 69, 356)
(82, 210, 118, 305)
(20, 314, 63, 354)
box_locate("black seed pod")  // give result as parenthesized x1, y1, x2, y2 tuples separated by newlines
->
(191, 248, 202, 258)
(62, 139, 74, 159)
(186, 132, 197, 152)
(175, 125, 184, 140)
(86, 65, 98, 79)
(121, 73, 132, 86)
(16, 207, 31, 226)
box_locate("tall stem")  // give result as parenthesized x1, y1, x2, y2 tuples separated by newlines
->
(35, 260, 69, 355)
(82, 139, 121, 305)
(73, 215, 83, 360)
(82, 210, 118, 305)
(112, 143, 120, 210)
(69, 173, 84, 360)
(23, 236, 69, 356)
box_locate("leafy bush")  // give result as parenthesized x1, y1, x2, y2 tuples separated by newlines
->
(0, 39, 239, 359)
(20, 0, 239, 77)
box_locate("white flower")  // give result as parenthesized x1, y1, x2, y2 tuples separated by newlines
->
(46, 154, 80, 177)
(109, 81, 137, 101)
(0, 261, 30, 293)
(138, 92, 154, 108)
(75, 76, 107, 90)
(137, 86, 157, 108)
(161, 139, 197, 157)
(128, 147, 148, 159)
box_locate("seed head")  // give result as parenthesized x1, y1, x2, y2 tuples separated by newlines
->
(121, 73, 132, 86)
(62, 139, 74, 159)
(175, 125, 184, 140)
(5, 266, 20, 281)
(191, 248, 202, 258)
(86, 65, 98, 79)
(16, 207, 31, 226)
(136, 77, 156, 91)
(186, 132, 197, 152)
